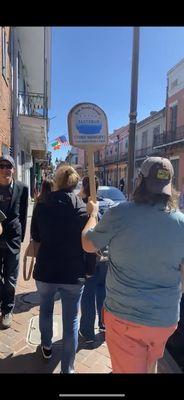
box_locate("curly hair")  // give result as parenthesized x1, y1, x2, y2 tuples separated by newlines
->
(133, 175, 179, 212)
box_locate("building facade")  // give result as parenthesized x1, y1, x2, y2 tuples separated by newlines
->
(94, 109, 165, 191)
(135, 109, 166, 175)
(65, 146, 84, 177)
(153, 58, 184, 191)
(11, 27, 51, 197)
(0, 27, 12, 156)
(94, 126, 129, 186)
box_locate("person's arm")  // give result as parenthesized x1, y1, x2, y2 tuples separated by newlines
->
(30, 204, 41, 243)
(82, 199, 122, 253)
(19, 185, 29, 242)
(81, 199, 99, 252)
(0, 209, 7, 235)
(70, 192, 89, 230)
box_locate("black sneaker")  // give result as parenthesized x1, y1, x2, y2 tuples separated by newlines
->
(79, 330, 95, 344)
(41, 346, 52, 359)
(1, 313, 12, 329)
(99, 324, 106, 332)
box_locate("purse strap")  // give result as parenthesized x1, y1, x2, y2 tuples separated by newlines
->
(23, 241, 35, 281)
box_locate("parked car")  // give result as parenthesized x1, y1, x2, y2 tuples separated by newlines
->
(74, 183, 126, 216)
(97, 186, 127, 215)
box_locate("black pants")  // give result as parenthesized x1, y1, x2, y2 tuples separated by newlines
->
(0, 248, 20, 314)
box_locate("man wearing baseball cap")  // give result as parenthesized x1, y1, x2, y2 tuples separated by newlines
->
(140, 156, 174, 196)
(81, 156, 184, 373)
(0, 155, 28, 328)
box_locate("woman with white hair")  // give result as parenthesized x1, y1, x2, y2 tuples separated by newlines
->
(31, 165, 88, 373)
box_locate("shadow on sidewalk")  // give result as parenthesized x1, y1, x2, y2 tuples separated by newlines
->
(0, 343, 62, 373)
(13, 292, 40, 314)
(77, 332, 105, 352)
(13, 291, 61, 314)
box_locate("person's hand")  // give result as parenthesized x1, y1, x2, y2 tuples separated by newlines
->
(86, 197, 99, 217)
(78, 188, 84, 199)
(0, 223, 3, 235)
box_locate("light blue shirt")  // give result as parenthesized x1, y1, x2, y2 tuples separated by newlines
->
(86, 201, 184, 327)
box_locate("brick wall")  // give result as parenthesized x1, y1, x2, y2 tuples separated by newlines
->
(167, 87, 184, 129)
(0, 27, 12, 155)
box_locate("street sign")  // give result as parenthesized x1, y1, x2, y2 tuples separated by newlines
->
(68, 102, 108, 202)
(67, 102, 108, 148)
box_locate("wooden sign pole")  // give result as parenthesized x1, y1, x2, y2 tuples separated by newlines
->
(86, 146, 97, 203)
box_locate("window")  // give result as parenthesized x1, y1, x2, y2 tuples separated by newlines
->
(170, 104, 177, 131)
(2, 27, 7, 79)
(170, 79, 178, 90)
(1, 144, 9, 155)
(21, 150, 25, 165)
(153, 126, 160, 137)
(141, 131, 148, 149)
(171, 158, 179, 190)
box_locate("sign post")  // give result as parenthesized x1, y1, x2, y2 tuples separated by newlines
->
(68, 102, 108, 202)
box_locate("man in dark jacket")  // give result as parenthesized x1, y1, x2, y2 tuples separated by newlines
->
(0, 155, 28, 328)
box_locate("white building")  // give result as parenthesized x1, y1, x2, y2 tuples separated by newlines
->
(134, 108, 166, 176)
(11, 27, 51, 197)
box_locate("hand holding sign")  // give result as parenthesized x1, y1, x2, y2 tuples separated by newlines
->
(68, 102, 108, 202)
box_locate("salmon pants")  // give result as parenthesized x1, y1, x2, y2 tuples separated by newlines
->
(104, 309, 177, 373)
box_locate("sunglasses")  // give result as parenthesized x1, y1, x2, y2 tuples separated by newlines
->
(0, 164, 13, 169)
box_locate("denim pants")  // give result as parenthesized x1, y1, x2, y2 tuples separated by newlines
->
(0, 249, 20, 314)
(79, 260, 108, 340)
(36, 281, 84, 373)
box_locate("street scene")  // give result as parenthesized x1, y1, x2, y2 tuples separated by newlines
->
(0, 26, 184, 381)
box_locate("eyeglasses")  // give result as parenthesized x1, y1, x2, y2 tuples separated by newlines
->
(0, 164, 13, 169)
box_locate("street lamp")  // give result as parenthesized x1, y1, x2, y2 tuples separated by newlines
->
(127, 27, 140, 199)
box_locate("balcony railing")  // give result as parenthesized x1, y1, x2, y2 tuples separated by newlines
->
(135, 146, 154, 158)
(18, 92, 47, 118)
(94, 146, 161, 167)
(153, 126, 184, 148)
(95, 151, 128, 166)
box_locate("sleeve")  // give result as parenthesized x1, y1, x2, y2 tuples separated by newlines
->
(86, 204, 123, 250)
(84, 252, 97, 275)
(70, 193, 89, 230)
(19, 185, 29, 241)
(0, 209, 7, 223)
(30, 204, 41, 242)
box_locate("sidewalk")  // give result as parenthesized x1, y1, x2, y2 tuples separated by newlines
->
(0, 201, 181, 373)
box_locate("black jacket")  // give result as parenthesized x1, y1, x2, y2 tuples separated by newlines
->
(31, 189, 89, 284)
(0, 180, 28, 253)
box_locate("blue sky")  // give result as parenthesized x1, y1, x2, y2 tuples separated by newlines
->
(48, 26, 184, 163)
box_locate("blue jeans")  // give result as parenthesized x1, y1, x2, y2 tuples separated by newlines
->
(0, 249, 20, 314)
(36, 281, 84, 373)
(79, 260, 108, 340)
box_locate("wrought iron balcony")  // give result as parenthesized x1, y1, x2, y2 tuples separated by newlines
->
(18, 92, 47, 119)
(135, 146, 154, 159)
(153, 126, 184, 148)
(94, 151, 128, 166)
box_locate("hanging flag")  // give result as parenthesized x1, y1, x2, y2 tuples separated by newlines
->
(56, 135, 69, 145)
(53, 144, 61, 150)
(51, 140, 60, 147)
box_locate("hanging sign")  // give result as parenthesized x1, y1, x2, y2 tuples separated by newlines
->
(67, 102, 108, 149)
(68, 102, 108, 203)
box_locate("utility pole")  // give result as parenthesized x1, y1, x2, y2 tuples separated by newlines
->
(116, 135, 119, 187)
(127, 27, 140, 200)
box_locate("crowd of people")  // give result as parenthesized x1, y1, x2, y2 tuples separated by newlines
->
(0, 154, 184, 374)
